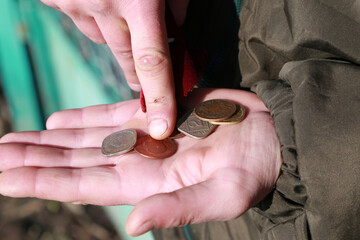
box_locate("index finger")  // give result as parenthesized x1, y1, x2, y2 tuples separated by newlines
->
(125, 1, 177, 140)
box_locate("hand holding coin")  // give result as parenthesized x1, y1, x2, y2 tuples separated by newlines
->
(0, 89, 281, 237)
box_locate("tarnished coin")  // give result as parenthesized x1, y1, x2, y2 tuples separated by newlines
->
(210, 105, 246, 125)
(102, 129, 137, 157)
(177, 110, 217, 139)
(169, 128, 185, 139)
(169, 106, 187, 139)
(135, 135, 177, 159)
(194, 99, 237, 121)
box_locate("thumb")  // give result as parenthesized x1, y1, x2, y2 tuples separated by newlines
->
(125, 169, 258, 236)
(126, 1, 176, 139)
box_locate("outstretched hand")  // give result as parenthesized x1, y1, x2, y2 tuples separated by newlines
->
(0, 89, 281, 236)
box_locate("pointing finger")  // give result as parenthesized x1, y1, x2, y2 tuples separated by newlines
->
(126, 1, 177, 139)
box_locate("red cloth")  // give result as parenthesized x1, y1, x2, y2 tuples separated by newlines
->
(140, 3, 200, 112)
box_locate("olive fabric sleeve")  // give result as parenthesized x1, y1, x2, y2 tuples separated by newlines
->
(251, 59, 360, 240)
(239, 0, 360, 239)
(153, 0, 360, 239)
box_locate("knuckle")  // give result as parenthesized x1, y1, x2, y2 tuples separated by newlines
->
(40, 0, 58, 9)
(40, 0, 51, 5)
(109, 45, 133, 59)
(88, 0, 112, 13)
(46, 0, 76, 12)
(135, 49, 168, 73)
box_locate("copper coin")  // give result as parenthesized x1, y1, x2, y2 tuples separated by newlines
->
(135, 135, 177, 159)
(210, 105, 246, 125)
(102, 129, 137, 157)
(194, 99, 237, 121)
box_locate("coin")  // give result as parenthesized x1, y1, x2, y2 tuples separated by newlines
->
(102, 129, 137, 157)
(169, 106, 187, 139)
(134, 135, 177, 159)
(169, 128, 185, 139)
(177, 110, 217, 139)
(194, 99, 237, 121)
(210, 105, 246, 125)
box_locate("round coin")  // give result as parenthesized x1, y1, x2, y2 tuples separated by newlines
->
(194, 99, 237, 121)
(135, 135, 177, 159)
(210, 105, 246, 125)
(102, 129, 137, 157)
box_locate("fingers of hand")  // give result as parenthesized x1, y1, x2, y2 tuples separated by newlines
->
(40, 0, 177, 139)
(126, 168, 255, 236)
(0, 158, 165, 205)
(40, 0, 106, 43)
(46, 99, 140, 129)
(0, 127, 123, 148)
(0, 167, 123, 205)
(0, 142, 120, 171)
(70, 14, 106, 44)
(94, 15, 141, 91)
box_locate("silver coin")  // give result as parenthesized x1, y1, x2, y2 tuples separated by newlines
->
(102, 129, 137, 157)
(177, 110, 217, 139)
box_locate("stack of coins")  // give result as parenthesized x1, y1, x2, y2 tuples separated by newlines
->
(102, 130, 177, 159)
(101, 99, 245, 159)
(177, 99, 246, 139)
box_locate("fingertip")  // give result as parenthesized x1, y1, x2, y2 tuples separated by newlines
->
(126, 208, 155, 236)
(0, 171, 14, 197)
(128, 83, 141, 92)
(146, 98, 177, 139)
(0, 133, 12, 143)
(45, 112, 58, 130)
(0, 168, 35, 198)
(148, 118, 168, 139)
(126, 220, 154, 237)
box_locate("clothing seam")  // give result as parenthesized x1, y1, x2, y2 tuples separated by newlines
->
(251, 208, 306, 233)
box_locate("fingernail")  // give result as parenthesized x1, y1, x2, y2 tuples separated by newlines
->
(132, 221, 154, 236)
(149, 119, 168, 138)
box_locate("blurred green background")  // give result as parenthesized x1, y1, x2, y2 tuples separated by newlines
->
(0, 0, 150, 239)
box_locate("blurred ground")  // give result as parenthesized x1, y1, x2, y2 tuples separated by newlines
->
(0, 85, 122, 240)
(0, 198, 121, 240)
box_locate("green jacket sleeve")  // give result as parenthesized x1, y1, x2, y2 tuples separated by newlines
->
(239, 1, 360, 239)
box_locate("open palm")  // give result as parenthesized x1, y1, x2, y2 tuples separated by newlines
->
(0, 89, 281, 236)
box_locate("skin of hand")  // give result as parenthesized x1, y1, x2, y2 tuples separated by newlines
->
(0, 89, 282, 236)
(40, 0, 189, 139)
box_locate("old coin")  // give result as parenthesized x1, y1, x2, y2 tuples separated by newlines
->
(169, 128, 185, 139)
(135, 135, 177, 159)
(169, 106, 187, 139)
(102, 129, 137, 157)
(177, 110, 217, 139)
(210, 104, 246, 125)
(194, 99, 237, 121)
